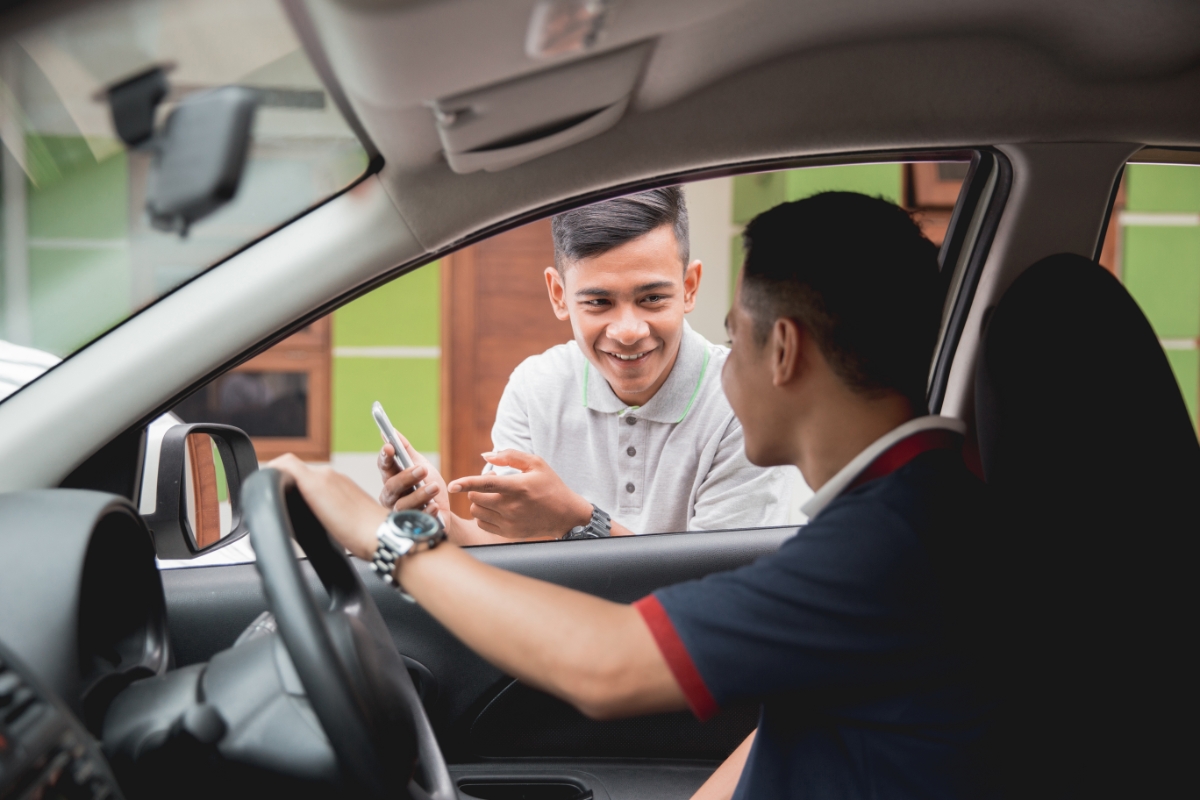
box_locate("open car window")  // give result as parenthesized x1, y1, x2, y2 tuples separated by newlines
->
(1100, 156, 1200, 435)
(167, 157, 973, 564)
(0, 0, 368, 399)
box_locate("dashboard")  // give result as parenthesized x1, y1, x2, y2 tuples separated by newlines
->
(0, 642, 122, 799)
(0, 490, 167, 800)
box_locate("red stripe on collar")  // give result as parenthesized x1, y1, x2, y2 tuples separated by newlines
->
(846, 428, 963, 493)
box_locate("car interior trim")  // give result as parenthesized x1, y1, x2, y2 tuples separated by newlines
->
(281, 0, 383, 167)
(928, 150, 1010, 412)
(1092, 163, 1126, 263)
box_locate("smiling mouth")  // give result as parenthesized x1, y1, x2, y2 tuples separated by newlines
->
(603, 350, 653, 362)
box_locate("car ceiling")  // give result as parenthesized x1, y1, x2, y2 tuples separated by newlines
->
(297, 0, 1200, 250)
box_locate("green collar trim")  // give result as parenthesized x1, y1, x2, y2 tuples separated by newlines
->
(675, 347, 709, 423)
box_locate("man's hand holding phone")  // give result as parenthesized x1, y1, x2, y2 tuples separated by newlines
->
(372, 401, 447, 518)
(378, 436, 447, 517)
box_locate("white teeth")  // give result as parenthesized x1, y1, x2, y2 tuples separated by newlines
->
(611, 352, 646, 361)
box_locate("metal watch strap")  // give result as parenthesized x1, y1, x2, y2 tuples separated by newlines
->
(370, 511, 445, 597)
(370, 524, 411, 587)
(563, 504, 612, 540)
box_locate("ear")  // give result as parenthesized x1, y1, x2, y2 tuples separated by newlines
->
(544, 266, 570, 321)
(682, 260, 702, 312)
(771, 317, 804, 387)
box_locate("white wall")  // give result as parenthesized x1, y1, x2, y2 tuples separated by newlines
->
(683, 177, 735, 345)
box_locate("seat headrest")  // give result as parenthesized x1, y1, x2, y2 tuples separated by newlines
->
(976, 252, 1199, 527)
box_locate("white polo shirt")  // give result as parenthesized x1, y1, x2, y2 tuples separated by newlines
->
(487, 322, 798, 534)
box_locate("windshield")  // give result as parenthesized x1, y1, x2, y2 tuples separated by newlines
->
(0, 0, 367, 388)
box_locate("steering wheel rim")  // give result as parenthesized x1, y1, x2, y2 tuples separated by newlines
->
(242, 467, 456, 800)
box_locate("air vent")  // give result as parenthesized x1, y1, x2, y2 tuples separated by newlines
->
(0, 665, 41, 728)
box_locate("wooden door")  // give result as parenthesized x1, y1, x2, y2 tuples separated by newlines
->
(440, 219, 574, 516)
(186, 433, 222, 548)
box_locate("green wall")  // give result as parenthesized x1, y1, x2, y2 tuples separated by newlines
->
(331, 262, 442, 453)
(1123, 164, 1200, 429)
(1126, 164, 1200, 213)
(1122, 227, 1200, 338)
(331, 261, 440, 349)
(1, 137, 132, 356)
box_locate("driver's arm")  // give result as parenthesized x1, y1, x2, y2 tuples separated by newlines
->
(271, 454, 686, 720)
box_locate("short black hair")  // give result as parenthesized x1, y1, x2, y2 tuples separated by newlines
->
(740, 192, 942, 409)
(551, 186, 689, 270)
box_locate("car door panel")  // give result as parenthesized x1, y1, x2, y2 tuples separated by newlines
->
(162, 527, 792, 764)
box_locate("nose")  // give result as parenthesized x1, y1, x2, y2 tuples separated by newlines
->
(607, 305, 650, 345)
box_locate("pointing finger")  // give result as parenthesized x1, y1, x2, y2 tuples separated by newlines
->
(449, 475, 512, 494)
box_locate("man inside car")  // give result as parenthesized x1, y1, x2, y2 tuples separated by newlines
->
(274, 192, 998, 799)
(378, 187, 796, 543)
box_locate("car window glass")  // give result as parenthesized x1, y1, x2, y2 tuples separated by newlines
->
(0, 0, 368, 394)
(1101, 160, 1200, 433)
(169, 159, 969, 559)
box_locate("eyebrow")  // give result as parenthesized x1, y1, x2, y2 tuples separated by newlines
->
(574, 280, 677, 298)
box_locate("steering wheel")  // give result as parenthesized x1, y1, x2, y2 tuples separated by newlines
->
(242, 468, 457, 800)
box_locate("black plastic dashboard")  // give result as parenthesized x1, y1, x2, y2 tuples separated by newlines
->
(0, 491, 168, 720)
(0, 490, 167, 799)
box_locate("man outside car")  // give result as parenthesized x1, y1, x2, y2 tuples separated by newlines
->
(379, 187, 797, 543)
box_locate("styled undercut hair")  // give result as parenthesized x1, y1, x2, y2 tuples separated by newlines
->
(551, 186, 689, 270)
(740, 192, 943, 410)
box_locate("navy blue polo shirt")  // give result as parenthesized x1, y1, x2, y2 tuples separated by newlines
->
(635, 422, 998, 799)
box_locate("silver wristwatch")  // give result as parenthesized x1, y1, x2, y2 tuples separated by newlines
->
(371, 510, 446, 597)
(562, 504, 612, 540)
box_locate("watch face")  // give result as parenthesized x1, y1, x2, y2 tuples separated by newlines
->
(389, 510, 442, 540)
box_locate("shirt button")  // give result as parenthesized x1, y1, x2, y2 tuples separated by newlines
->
(625, 482, 635, 493)
(625, 415, 637, 425)
(626, 446, 636, 457)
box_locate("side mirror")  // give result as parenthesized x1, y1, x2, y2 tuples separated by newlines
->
(145, 424, 258, 559)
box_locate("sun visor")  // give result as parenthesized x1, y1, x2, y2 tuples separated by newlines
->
(432, 42, 651, 174)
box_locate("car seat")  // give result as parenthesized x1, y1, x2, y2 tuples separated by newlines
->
(974, 252, 1199, 798)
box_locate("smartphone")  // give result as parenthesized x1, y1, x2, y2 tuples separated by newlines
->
(374, 401, 443, 521)
(372, 401, 418, 479)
